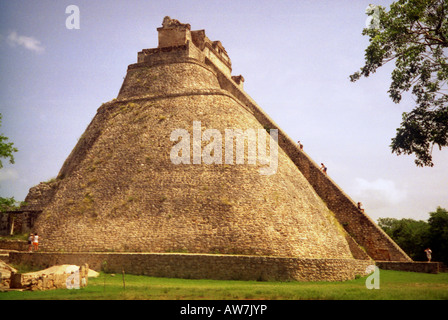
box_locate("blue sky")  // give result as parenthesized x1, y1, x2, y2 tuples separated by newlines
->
(0, 0, 447, 221)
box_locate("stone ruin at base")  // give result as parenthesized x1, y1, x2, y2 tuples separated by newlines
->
(7, 16, 412, 282)
(1, 261, 94, 291)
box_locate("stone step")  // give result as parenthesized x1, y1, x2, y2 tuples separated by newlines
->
(0, 249, 18, 254)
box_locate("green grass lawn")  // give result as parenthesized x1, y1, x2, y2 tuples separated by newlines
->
(1, 270, 447, 300)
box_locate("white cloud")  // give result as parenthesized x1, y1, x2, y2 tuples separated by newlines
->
(0, 168, 19, 182)
(7, 31, 45, 53)
(351, 178, 407, 209)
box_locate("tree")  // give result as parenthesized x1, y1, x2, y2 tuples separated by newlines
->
(0, 112, 19, 215)
(378, 207, 448, 264)
(378, 216, 430, 261)
(0, 197, 21, 212)
(351, 0, 448, 167)
(0, 113, 18, 169)
(427, 206, 448, 264)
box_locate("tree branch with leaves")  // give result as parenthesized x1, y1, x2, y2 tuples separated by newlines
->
(0, 113, 19, 213)
(351, 0, 448, 166)
(0, 113, 18, 169)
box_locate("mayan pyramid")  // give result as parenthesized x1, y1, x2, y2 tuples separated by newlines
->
(25, 17, 410, 267)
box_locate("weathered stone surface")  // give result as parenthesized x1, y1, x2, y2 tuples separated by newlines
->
(20, 17, 411, 281)
(0, 260, 17, 288)
(10, 252, 372, 282)
(9, 263, 92, 291)
(32, 88, 354, 259)
(28, 18, 354, 260)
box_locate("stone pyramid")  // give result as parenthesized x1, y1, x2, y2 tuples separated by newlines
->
(25, 17, 410, 267)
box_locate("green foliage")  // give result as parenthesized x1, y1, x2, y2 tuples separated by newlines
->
(0, 114, 21, 215)
(378, 217, 430, 261)
(427, 206, 448, 265)
(351, 0, 448, 166)
(0, 113, 18, 169)
(378, 206, 448, 263)
(0, 197, 22, 213)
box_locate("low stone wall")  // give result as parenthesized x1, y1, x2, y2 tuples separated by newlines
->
(376, 261, 440, 274)
(9, 252, 373, 282)
(0, 240, 28, 251)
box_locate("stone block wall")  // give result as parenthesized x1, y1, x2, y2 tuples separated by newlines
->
(0, 240, 28, 251)
(30, 57, 358, 260)
(9, 252, 372, 282)
(0, 214, 8, 235)
(375, 261, 440, 274)
(0, 211, 41, 236)
(23, 18, 411, 270)
(215, 66, 411, 262)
